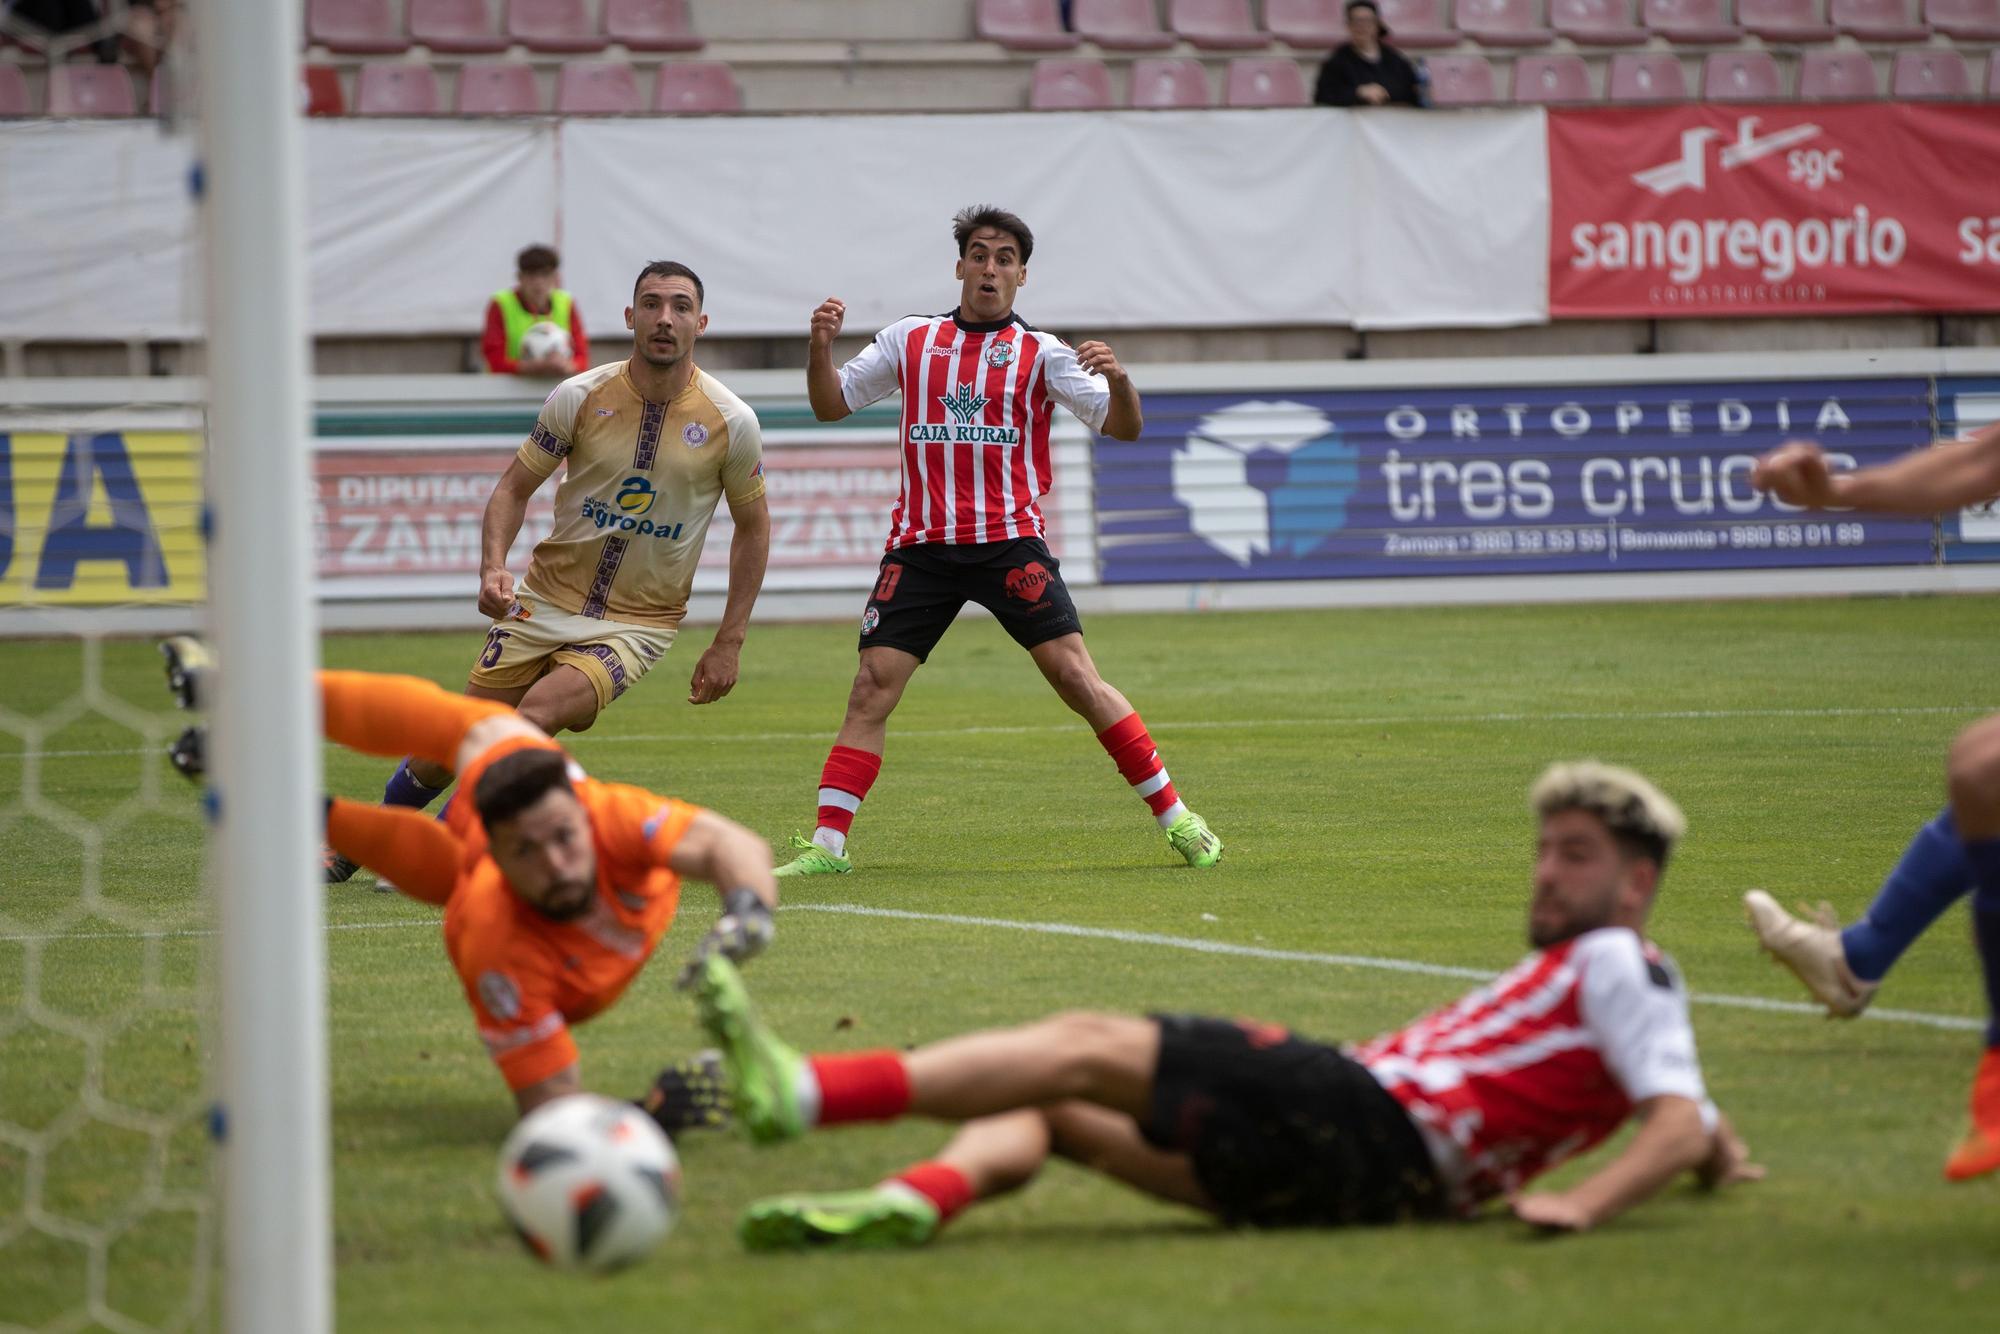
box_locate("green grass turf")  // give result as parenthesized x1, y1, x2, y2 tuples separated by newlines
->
(2, 597, 1998, 1331)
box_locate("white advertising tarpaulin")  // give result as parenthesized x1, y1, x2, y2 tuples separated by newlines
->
(1347, 107, 1549, 330)
(557, 110, 1361, 339)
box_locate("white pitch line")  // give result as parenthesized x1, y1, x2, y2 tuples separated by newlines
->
(3, 901, 1983, 1035)
(1, 702, 1990, 760)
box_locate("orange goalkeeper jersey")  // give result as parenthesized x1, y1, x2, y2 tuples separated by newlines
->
(440, 737, 700, 1091)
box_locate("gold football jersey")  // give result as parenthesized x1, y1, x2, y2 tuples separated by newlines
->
(515, 362, 764, 628)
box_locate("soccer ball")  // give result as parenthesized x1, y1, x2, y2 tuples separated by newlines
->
(518, 320, 573, 365)
(495, 1093, 681, 1272)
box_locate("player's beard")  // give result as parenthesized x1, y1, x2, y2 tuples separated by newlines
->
(539, 877, 595, 921)
(637, 330, 687, 370)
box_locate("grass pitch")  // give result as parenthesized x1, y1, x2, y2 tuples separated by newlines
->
(3, 597, 1998, 1332)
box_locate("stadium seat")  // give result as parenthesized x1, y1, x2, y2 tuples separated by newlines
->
(1129, 57, 1214, 106)
(1797, 48, 1879, 97)
(1829, 0, 1931, 37)
(555, 60, 642, 112)
(0, 65, 29, 116)
(1891, 48, 1972, 96)
(409, 0, 512, 54)
(1422, 53, 1500, 102)
(456, 59, 543, 112)
(1072, 0, 1178, 49)
(47, 64, 136, 116)
(355, 62, 444, 114)
(1550, 0, 1651, 42)
(1263, 0, 1347, 46)
(1029, 56, 1116, 107)
(1512, 52, 1595, 101)
(605, 0, 704, 51)
(301, 64, 347, 115)
(1170, 0, 1270, 47)
(975, 0, 1082, 50)
(1377, 0, 1459, 45)
(652, 60, 740, 112)
(1608, 52, 1689, 101)
(508, 0, 609, 53)
(1224, 56, 1312, 104)
(308, 0, 413, 54)
(1702, 49, 1783, 97)
(1644, 0, 1746, 39)
(1736, 0, 1837, 39)
(1456, 0, 1557, 46)
(1924, 0, 2000, 35)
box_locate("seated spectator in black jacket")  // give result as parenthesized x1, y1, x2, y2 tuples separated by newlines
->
(1313, 1, 1423, 108)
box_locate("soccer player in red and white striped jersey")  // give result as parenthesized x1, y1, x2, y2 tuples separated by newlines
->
(690, 762, 1762, 1247)
(772, 205, 1222, 877)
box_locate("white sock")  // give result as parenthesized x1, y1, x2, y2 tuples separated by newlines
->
(812, 827, 848, 858)
(795, 1058, 823, 1128)
(1156, 798, 1188, 830)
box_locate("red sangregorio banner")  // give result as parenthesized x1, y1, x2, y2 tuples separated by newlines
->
(1549, 103, 2000, 318)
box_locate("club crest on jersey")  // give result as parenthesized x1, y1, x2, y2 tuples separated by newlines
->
(682, 422, 709, 447)
(985, 340, 1016, 369)
(860, 606, 880, 635)
(478, 970, 522, 1021)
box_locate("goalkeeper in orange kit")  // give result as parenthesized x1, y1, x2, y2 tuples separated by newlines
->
(161, 639, 758, 1131)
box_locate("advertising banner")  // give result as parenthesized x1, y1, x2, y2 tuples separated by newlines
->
(0, 430, 205, 606)
(1941, 378, 2000, 563)
(1549, 104, 2000, 318)
(1095, 378, 1937, 584)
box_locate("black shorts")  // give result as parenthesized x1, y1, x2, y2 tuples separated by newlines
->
(856, 538, 1082, 663)
(1142, 1014, 1446, 1228)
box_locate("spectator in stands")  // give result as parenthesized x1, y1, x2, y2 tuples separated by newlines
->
(10, 0, 119, 62)
(482, 244, 591, 378)
(123, 0, 176, 78)
(1313, 1, 1423, 108)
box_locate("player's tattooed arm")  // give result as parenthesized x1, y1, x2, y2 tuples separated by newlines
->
(1077, 340, 1143, 441)
(806, 297, 853, 422)
(1754, 418, 2000, 516)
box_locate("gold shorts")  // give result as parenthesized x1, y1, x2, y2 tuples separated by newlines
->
(464, 588, 676, 713)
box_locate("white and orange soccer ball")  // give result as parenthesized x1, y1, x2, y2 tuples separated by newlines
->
(518, 320, 573, 365)
(496, 1093, 681, 1272)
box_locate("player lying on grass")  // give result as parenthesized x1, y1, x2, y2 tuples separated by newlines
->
(163, 643, 759, 1132)
(689, 762, 1761, 1248)
(1745, 417, 2000, 1181)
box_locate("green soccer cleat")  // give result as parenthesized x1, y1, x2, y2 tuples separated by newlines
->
(1167, 811, 1223, 869)
(739, 1187, 940, 1252)
(772, 833, 852, 878)
(692, 955, 807, 1144)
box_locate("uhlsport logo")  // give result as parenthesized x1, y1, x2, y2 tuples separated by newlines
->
(1172, 400, 1359, 567)
(616, 475, 656, 515)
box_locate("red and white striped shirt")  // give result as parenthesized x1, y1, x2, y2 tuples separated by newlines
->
(839, 309, 1111, 550)
(1354, 927, 1711, 1214)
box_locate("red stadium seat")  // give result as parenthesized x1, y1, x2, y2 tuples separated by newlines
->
(1701, 50, 1782, 98)
(555, 60, 642, 112)
(1030, 57, 1115, 107)
(1263, 0, 1347, 47)
(1891, 48, 1972, 96)
(1550, 0, 1650, 42)
(1608, 52, 1689, 101)
(1171, 0, 1271, 48)
(1457, 0, 1557, 45)
(1377, 0, 1459, 45)
(301, 64, 347, 115)
(1072, 0, 1177, 50)
(976, 0, 1081, 49)
(0, 65, 29, 116)
(1644, 0, 1745, 40)
(605, 0, 706, 52)
(409, 0, 512, 54)
(1736, 0, 1837, 39)
(1924, 0, 2000, 35)
(1797, 48, 1879, 97)
(1512, 52, 1595, 101)
(1129, 57, 1213, 106)
(355, 62, 443, 114)
(1829, 0, 1931, 37)
(1224, 56, 1312, 104)
(508, 0, 609, 53)
(1422, 54, 1500, 103)
(456, 60, 543, 112)
(47, 65, 136, 116)
(308, 0, 413, 54)
(652, 60, 740, 112)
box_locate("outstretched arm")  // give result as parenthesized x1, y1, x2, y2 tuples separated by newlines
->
(667, 809, 780, 983)
(1755, 419, 2000, 516)
(325, 797, 462, 905)
(1511, 1095, 1762, 1232)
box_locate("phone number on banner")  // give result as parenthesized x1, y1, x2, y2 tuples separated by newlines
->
(1384, 520, 1871, 558)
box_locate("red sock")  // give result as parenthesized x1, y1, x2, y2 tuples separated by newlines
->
(815, 745, 882, 841)
(1096, 712, 1183, 824)
(809, 1050, 910, 1125)
(889, 1161, 974, 1224)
